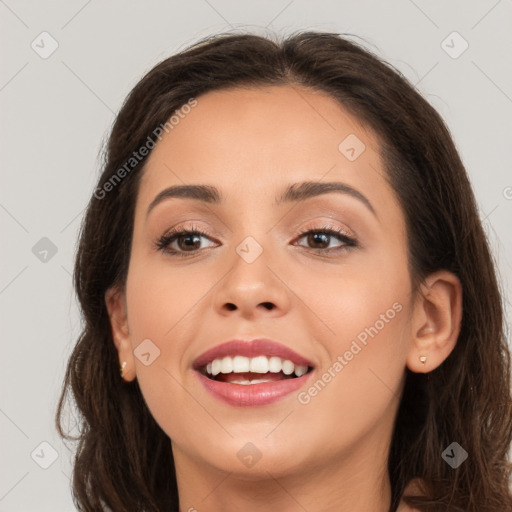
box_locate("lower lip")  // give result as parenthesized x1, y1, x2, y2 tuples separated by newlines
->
(195, 371, 314, 406)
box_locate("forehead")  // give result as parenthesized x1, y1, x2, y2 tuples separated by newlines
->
(137, 85, 391, 211)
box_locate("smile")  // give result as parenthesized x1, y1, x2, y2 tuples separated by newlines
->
(203, 355, 310, 383)
(193, 339, 315, 406)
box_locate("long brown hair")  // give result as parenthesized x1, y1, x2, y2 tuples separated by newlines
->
(56, 30, 512, 511)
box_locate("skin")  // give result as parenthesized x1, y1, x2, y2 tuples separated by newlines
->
(106, 85, 462, 512)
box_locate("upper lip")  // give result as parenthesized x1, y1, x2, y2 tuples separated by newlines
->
(193, 339, 314, 370)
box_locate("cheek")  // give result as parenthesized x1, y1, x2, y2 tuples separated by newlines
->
(293, 251, 411, 442)
(125, 249, 209, 347)
(297, 243, 410, 352)
(123, 254, 216, 438)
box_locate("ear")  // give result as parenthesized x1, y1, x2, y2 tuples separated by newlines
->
(406, 270, 463, 373)
(105, 286, 136, 382)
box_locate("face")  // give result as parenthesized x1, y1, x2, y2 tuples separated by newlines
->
(113, 85, 415, 479)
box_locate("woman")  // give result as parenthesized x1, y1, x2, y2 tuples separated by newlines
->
(56, 31, 512, 511)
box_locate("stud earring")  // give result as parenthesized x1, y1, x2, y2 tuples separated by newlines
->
(120, 361, 127, 377)
(419, 355, 427, 365)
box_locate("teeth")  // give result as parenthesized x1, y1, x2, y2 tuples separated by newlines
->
(232, 355, 250, 373)
(282, 359, 295, 375)
(250, 355, 269, 373)
(268, 356, 282, 373)
(230, 378, 274, 385)
(204, 355, 309, 378)
(211, 359, 222, 376)
(220, 356, 233, 374)
(294, 365, 308, 377)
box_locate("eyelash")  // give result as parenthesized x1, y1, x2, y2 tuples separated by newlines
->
(154, 223, 358, 258)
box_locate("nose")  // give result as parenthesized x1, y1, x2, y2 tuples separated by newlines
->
(213, 244, 292, 320)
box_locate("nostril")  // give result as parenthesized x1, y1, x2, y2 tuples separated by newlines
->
(225, 303, 237, 311)
(261, 302, 274, 310)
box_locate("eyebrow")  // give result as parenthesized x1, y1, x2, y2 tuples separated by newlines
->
(146, 181, 377, 218)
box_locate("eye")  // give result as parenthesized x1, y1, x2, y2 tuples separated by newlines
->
(154, 223, 218, 257)
(154, 223, 358, 257)
(294, 225, 357, 253)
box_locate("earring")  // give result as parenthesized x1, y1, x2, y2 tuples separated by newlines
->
(419, 355, 427, 365)
(120, 361, 127, 377)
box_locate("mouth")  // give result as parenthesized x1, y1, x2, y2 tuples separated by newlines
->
(199, 355, 313, 384)
(192, 339, 315, 406)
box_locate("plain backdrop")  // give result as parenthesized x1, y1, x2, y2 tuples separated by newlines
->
(1, 1, 511, 510)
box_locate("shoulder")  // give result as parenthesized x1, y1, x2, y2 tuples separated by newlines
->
(397, 500, 422, 512)
(398, 478, 425, 512)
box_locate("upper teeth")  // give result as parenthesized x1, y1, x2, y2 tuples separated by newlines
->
(206, 355, 308, 378)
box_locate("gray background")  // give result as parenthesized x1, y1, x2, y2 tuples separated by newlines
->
(1, 1, 511, 510)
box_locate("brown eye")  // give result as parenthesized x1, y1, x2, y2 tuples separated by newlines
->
(174, 233, 203, 251)
(305, 232, 330, 249)
(155, 224, 218, 256)
(295, 227, 357, 252)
